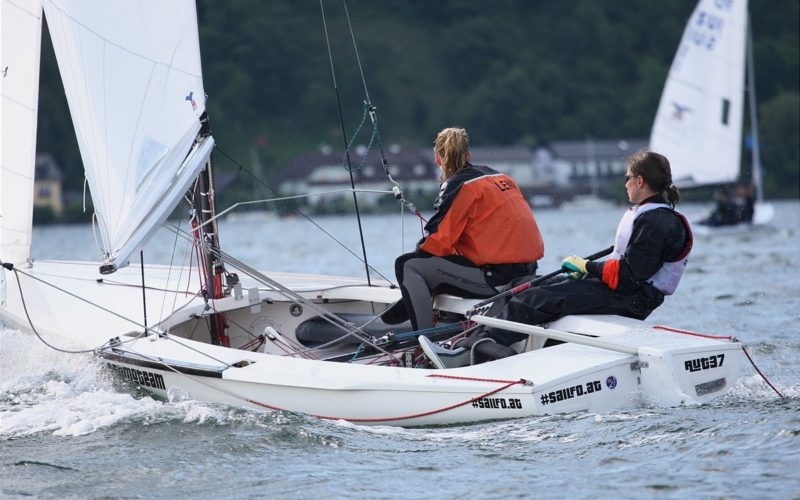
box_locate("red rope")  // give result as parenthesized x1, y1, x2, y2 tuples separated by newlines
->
(246, 377, 527, 423)
(239, 336, 266, 352)
(415, 210, 426, 235)
(741, 345, 784, 398)
(427, 374, 526, 384)
(653, 325, 735, 341)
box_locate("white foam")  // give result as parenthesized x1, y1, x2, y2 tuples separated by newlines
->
(0, 329, 292, 436)
(0, 388, 164, 437)
(0, 329, 165, 437)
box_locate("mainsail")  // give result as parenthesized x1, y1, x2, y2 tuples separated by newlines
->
(0, 0, 43, 266)
(42, 0, 213, 272)
(649, 0, 748, 187)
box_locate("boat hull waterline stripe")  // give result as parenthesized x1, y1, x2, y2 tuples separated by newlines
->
(246, 377, 528, 424)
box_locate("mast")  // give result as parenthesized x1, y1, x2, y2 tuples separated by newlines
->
(194, 113, 229, 346)
(746, 14, 764, 204)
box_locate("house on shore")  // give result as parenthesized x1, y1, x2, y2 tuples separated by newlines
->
(34, 153, 64, 216)
(542, 138, 649, 197)
(271, 144, 438, 209)
(271, 138, 648, 211)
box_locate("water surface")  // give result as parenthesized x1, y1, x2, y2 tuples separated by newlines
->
(2, 201, 799, 498)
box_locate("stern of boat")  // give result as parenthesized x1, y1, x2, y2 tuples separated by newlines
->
(638, 341, 743, 405)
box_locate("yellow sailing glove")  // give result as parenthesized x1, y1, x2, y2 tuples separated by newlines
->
(562, 255, 588, 280)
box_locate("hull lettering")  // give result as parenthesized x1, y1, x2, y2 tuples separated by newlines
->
(540, 380, 601, 406)
(107, 363, 166, 390)
(684, 354, 724, 372)
(472, 397, 523, 410)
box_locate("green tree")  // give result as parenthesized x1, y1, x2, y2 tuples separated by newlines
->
(34, 0, 799, 205)
(759, 91, 800, 197)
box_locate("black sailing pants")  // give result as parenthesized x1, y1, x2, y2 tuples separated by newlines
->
(395, 251, 497, 331)
(483, 276, 665, 346)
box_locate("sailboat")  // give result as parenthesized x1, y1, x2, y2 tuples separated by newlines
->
(649, 0, 774, 229)
(1, 0, 744, 426)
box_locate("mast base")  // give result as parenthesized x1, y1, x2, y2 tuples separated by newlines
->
(99, 264, 117, 275)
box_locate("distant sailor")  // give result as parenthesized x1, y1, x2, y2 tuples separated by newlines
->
(382, 127, 544, 331)
(700, 182, 755, 226)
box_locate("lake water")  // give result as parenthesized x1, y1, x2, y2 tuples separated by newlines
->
(2, 201, 799, 498)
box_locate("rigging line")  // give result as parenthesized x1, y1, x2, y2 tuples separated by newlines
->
(199, 283, 383, 357)
(11, 262, 214, 361)
(198, 188, 395, 226)
(8, 262, 212, 356)
(129, 292, 382, 370)
(160, 207, 190, 332)
(282, 312, 400, 358)
(319, 0, 372, 286)
(164, 223, 401, 360)
(89, 279, 199, 296)
(21, 259, 361, 296)
(9, 266, 106, 355)
(140, 251, 148, 333)
(100, 309, 237, 371)
(213, 145, 394, 284)
(166, 222, 367, 321)
(746, 16, 764, 203)
(25, 271, 204, 315)
(341, 0, 370, 104)
(10, 266, 147, 331)
(339, 0, 404, 199)
(339, 0, 426, 239)
(161, 330, 234, 368)
(199, 297, 272, 344)
(207, 245, 393, 355)
(400, 201, 405, 253)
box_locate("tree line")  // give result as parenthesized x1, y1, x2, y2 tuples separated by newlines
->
(36, 0, 799, 215)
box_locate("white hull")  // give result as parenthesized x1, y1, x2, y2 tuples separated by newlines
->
(1, 260, 743, 426)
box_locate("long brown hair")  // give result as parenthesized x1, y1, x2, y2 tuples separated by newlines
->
(628, 150, 680, 207)
(434, 127, 470, 180)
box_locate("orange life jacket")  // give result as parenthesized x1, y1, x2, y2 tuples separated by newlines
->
(419, 164, 544, 266)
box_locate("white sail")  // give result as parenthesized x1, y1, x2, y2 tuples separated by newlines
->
(649, 0, 748, 187)
(0, 0, 43, 266)
(42, 0, 212, 271)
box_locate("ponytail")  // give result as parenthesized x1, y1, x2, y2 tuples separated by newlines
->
(434, 127, 470, 180)
(665, 184, 680, 208)
(628, 150, 680, 208)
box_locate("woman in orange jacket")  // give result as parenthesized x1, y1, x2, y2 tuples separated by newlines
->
(383, 127, 544, 331)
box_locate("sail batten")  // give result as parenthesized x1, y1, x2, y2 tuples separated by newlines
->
(42, 0, 208, 270)
(649, 0, 748, 188)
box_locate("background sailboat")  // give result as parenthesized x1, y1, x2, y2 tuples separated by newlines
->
(649, 0, 774, 226)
